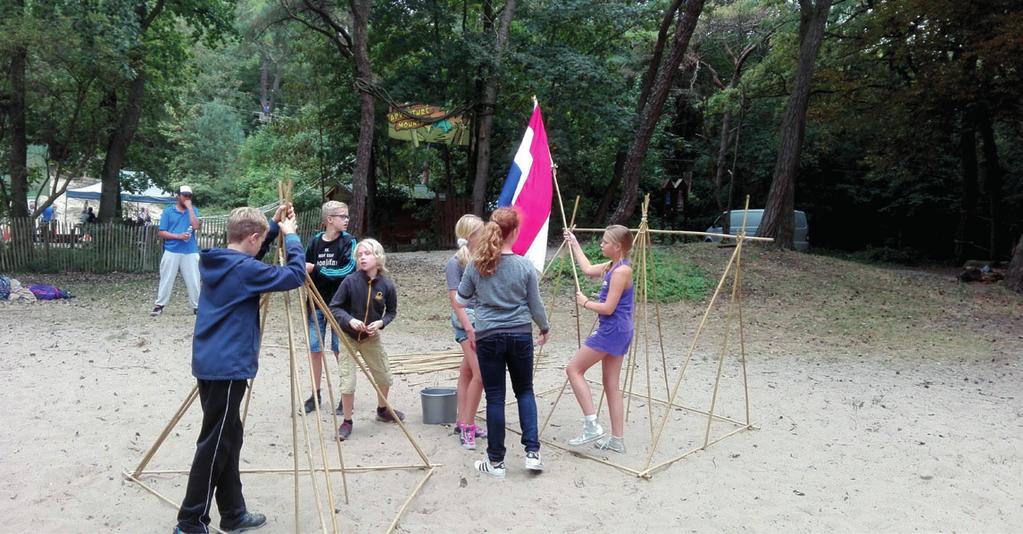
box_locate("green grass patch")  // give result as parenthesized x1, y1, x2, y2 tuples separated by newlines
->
(546, 241, 713, 302)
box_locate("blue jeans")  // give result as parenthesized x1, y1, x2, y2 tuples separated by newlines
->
(476, 332, 540, 463)
(308, 309, 339, 354)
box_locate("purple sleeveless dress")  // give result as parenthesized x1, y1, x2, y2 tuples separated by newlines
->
(583, 260, 634, 356)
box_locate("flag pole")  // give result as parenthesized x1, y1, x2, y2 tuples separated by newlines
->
(552, 164, 581, 292)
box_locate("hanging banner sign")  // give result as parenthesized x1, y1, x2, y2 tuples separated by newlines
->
(387, 104, 471, 146)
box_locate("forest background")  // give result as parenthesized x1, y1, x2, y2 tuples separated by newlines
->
(1, 0, 1022, 285)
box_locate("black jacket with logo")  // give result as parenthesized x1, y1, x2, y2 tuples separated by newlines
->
(328, 270, 397, 341)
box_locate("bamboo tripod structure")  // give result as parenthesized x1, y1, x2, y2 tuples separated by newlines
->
(529, 190, 770, 478)
(124, 181, 436, 533)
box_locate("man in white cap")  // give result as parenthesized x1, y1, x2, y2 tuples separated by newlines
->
(152, 185, 202, 316)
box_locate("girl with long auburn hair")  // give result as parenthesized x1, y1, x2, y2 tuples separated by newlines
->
(562, 225, 634, 453)
(455, 207, 551, 478)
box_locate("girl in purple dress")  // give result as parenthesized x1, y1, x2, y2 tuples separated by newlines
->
(563, 225, 634, 453)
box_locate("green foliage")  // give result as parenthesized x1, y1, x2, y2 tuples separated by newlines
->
(546, 240, 712, 303)
(5, 0, 1022, 261)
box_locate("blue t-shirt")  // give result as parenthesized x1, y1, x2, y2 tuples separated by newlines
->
(160, 204, 200, 254)
(42, 206, 53, 222)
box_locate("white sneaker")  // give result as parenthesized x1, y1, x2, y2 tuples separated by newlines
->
(568, 420, 605, 446)
(474, 458, 506, 478)
(524, 451, 544, 471)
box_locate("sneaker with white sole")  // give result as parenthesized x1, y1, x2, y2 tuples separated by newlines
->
(524, 451, 544, 471)
(568, 420, 605, 446)
(594, 435, 626, 454)
(461, 424, 477, 450)
(150, 305, 164, 317)
(474, 458, 506, 478)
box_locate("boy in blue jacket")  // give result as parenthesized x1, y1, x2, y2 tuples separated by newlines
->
(175, 205, 304, 534)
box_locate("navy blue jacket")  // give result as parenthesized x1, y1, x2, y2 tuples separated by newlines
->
(192, 220, 305, 380)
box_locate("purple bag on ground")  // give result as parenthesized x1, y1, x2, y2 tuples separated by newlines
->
(26, 284, 72, 300)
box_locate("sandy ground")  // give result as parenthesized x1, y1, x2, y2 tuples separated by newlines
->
(1, 245, 1021, 533)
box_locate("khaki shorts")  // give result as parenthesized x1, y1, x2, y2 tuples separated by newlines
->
(339, 335, 393, 395)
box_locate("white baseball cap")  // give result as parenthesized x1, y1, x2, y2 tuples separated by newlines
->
(177, 185, 193, 195)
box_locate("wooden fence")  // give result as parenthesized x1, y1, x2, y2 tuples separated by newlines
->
(0, 211, 324, 273)
(1, 199, 479, 273)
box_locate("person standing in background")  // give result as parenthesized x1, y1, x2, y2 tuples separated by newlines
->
(152, 185, 202, 317)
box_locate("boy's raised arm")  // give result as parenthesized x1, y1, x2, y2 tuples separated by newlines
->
(246, 233, 305, 293)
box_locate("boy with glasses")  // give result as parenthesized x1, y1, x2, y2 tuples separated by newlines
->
(302, 201, 358, 414)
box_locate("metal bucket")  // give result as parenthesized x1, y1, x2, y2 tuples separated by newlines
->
(420, 387, 457, 424)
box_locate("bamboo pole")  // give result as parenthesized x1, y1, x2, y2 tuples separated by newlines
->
(385, 467, 436, 534)
(492, 419, 643, 476)
(278, 181, 305, 534)
(132, 384, 199, 478)
(297, 288, 341, 534)
(638, 424, 752, 479)
(737, 197, 752, 425)
(538, 378, 570, 438)
(122, 471, 228, 534)
(641, 244, 741, 473)
(572, 227, 774, 242)
(552, 166, 582, 299)
(646, 229, 671, 401)
(583, 377, 748, 426)
(138, 463, 444, 476)
(534, 194, 580, 378)
(303, 290, 351, 505)
(640, 198, 654, 438)
(702, 247, 738, 449)
(304, 277, 433, 467)
(241, 294, 272, 427)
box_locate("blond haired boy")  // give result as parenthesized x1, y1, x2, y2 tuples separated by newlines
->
(328, 238, 402, 440)
(175, 205, 304, 534)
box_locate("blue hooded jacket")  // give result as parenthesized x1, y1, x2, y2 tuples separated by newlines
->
(192, 220, 305, 380)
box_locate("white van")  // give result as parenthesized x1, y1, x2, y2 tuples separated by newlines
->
(705, 209, 809, 251)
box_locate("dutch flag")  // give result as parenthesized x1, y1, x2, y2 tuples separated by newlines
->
(497, 102, 553, 272)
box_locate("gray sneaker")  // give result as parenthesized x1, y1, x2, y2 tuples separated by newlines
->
(594, 435, 626, 454)
(568, 420, 605, 446)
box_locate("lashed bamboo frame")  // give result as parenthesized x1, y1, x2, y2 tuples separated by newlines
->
(124, 181, 436, 534)
(531, 191, 764, 478)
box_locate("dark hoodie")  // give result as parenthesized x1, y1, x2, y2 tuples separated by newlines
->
(329, 269, 397, 341)
(192, 220, 305, 380)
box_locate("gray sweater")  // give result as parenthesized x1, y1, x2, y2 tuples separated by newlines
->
(456, 253, 549, 340)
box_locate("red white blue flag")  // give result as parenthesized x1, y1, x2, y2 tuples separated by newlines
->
(497, 102, 552, 271)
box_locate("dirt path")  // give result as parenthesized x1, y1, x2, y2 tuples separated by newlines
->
(1, 246, 1020, 532)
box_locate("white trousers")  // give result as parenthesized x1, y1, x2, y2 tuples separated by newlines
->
(155, 251, 201, 309)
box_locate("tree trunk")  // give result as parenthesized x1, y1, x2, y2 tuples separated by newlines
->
(99, 70, 146, 222)
(1006, 234, 1023, 293)
(7, 0, 29, 219)
(98, 1, 165, 222)
(349, 0, 374, 237)
(470, 0, 517, 216)
(955, 106, 979, 264)
(976, 104, 1002, 261)
(758, 0, 832, 248)
(609, 0, 706, 225)
(596, 0, 682, 226)
(259, 55, 270, 114)
(714, 109, 734, 223)
(366, 141, 377, 236)
(594, 150, 626, 224)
